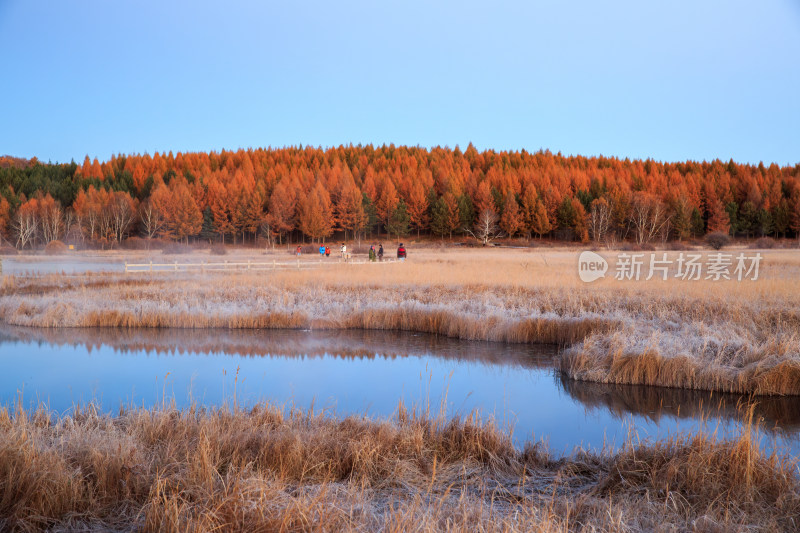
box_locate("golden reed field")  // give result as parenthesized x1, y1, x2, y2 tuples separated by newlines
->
(1, 246, 799, 395)
(0, 400, 798, 532)
(1, 246, 800, 531)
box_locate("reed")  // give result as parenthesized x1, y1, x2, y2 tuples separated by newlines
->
(0, 400, 797, 532)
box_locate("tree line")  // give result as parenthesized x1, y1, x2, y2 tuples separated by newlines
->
(1, 145, 799, 249)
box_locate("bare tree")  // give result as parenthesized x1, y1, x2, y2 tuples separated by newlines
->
(630, 192, 672, 245)
(109, 192, 138, 243)
(139, 201, 164, 242)
(12, 207, 38, 249)
(589, 197, 613, 244)
(62, 209, 78, 244)
(39, 199, 63, 244)
(468, 209, 504, 246)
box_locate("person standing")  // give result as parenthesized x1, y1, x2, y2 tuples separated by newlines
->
(319, 245, 325, 256)
(325, 246, 330, 257)
(377, 243, 384, 261)
(296, 245, 302, 256)
(397, 243, 406, 261)
(369, 245, 376, 262)
(340, 242, 347, 260)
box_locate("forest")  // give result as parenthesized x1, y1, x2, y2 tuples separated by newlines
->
(1, 145, 799, 249)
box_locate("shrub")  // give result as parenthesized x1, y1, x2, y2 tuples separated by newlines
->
(705, 232, 731, 250)
(162, 242, 192, 255)
(44, 240, 68, 255)
(618, 242, 654, 252)
(120, 237, 151, 250)
(751, 237, 776, 249)
(210, 243, 227, 255)
(665, 240, 692, 251)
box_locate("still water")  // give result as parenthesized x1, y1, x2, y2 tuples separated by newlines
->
(1, 326, 798, 456)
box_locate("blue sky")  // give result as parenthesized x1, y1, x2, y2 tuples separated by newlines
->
(1, 0, 798, 165)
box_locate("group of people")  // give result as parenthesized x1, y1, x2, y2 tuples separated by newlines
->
(293, 242, 406, 261)
(369, 243, 406, 261)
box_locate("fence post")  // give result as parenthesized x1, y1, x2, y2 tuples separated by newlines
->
(149, 260, 153, 272)
(174, 260, 178, 271)
(124, 261, 128, 274)
(225, 260, 229, 272)
(297, 258, 300, 270)
(247, 259, 251, 271)
(201, 261, 205, 274)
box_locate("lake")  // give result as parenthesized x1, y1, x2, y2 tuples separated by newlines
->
(1, 326, 798, 457)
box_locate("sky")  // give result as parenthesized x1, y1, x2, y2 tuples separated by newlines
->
(1, 0, 798, 165)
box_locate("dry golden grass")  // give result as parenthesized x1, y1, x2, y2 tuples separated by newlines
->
(2, 247, 800, 395)
(0, 400, 797, 532)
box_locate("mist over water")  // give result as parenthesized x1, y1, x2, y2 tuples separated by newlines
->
(1, 327, 798, 457)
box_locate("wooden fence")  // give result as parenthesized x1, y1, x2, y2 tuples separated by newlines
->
(124, 258, 396, 273)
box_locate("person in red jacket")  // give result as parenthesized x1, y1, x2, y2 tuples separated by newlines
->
(397, 243, 406, 261)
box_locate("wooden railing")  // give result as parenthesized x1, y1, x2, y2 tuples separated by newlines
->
(124, 258, 396, 273)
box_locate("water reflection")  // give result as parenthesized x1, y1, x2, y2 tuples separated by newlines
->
(560, 375, 800, 436)
(1, 326, 798, 455)
(0, 326, 557, 367)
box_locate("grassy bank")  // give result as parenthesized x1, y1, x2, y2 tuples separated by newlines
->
(0, 401, 797, 532)
(1, 247, 799, 395)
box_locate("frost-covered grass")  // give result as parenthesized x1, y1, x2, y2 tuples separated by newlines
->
(0, 400, 797, 531)
(2, 247, 799, 395)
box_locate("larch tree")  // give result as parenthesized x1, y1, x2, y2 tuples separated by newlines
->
(0, 196, 10, 246)
(149, 183, 176, 239)
(167, 177, 203, 242)
(334, 176, 365, 240)
(299, 182, 334, 243)
(376, 178, 399, 231)
(405, 181, 429, 237)
(706, 196, 731, 235)
(266, 179, 297, 244)
(789, 186, 800, 239)
(208, 177, 235, 243)
(443, 191, 461, 238)
(500, 192, 523, 238)
(473, 181, 494, 215)
(521, 187, 538, 239)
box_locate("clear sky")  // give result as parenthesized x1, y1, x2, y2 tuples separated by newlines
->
(1, 0, 798, 165)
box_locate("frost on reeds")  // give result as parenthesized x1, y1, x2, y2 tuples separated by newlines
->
(0, 401, 797, 532)
(1, 249, 799, 395)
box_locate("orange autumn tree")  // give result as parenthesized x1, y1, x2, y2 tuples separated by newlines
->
(266, 178, 297, 244)
(167, 177, 203, 242)
(405, 181, 429, 237)
(334, 174, 366, 240)
(73, 186, 105, 242)
(150, 178, 202, 242)
(500, 192, 523, 237)
(0, 196, 10, 246)
(299, 182, 334, 243)
(376, 178, 399, 231)
(5, 145, 800, 248)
